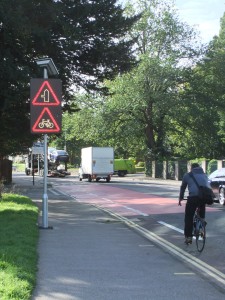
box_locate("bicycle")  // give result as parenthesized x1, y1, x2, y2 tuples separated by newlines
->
(180, 199, 206, 252)
(193, 206, 206, 252)
(38, 119, 54, 129)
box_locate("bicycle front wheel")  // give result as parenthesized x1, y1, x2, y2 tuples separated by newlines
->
(196, 220, 206, 252)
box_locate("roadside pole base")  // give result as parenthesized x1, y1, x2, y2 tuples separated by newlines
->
(38, 225, 53, 230)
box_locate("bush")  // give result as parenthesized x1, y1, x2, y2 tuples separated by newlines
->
(135, 167, 145, 172)
(136, 161, 145, 167)
(207, 160, 217, 175)
(167, 161, 175, 180)
(145, 160, 152, 177)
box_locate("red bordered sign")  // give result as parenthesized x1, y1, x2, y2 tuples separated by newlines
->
(30, 79, 62, 134)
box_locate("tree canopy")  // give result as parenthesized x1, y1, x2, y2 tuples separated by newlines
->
(2, 0, 225, 165)
(54, 2, 225, 164)
(0, 0, 139, 157)
(60, 0, 203, 160)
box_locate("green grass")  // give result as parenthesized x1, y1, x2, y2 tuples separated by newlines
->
(13, 163, 25, 172)
(135, 167, 145, 172)
(0, 193, 39, 300)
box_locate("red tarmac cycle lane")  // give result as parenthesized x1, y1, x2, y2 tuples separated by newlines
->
(57, 183, 186, 216)
(56, 182, 219, 218)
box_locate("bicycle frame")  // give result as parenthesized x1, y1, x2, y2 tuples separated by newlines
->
(193, 207, 206, 252)
(181, 199, 206, 252)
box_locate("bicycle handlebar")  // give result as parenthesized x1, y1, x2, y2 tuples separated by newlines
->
(178, 198, 187, 206)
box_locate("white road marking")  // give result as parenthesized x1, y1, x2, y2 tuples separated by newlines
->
(157, 221, 183, 234)
(49, 188, 75, 198)
(48, 187, 225, 287)
(95, 206, 225, 288)
(123, 205, 148, 216)
(101, 198, 148, 216)
(48, 188, 61, 196)
(102, 198, 114, 203)
(174, 273, 195, 275)
(158, 221, 196, 240)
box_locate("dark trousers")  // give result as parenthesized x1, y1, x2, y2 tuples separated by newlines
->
(184, 196, 205, 237)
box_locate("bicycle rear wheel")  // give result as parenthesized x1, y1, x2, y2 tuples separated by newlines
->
(195, 220, 206, 252)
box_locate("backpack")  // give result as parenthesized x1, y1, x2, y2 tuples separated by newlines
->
(197, 186, 214, 205)
(189, 172, 214, 205)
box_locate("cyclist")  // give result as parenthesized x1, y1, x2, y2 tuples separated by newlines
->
(178, 163, 210, 245)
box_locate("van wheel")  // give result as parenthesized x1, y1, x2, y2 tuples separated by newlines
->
(219, 188, 225, 205)
(118, 171, 125, 177)
(25, 169, 30, 176)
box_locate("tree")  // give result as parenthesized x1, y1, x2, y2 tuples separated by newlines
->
(101, 0, 203, 160)
(0, 0, 139, 157)
(172, 11, 225, 159)
(54, 0, 225, 163)
(167, 66, 225, 159)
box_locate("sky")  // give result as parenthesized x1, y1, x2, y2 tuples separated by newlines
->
(175, 0, 225, 43)
(121, 0, 225, 44)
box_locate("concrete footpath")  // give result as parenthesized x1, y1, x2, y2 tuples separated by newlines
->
(11, 174, 225, 300)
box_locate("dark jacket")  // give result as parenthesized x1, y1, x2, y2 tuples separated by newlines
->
(179, 167, 210, 200)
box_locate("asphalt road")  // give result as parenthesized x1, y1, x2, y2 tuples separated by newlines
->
(9, 172, 225, 299)
(50, 174, 225, 280)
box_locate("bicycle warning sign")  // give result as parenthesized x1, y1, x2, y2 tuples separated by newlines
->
(30, 79, 62, 134)
(31, 107, 60, 133)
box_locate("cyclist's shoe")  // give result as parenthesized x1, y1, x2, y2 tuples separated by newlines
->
(185, 237, 192, 245)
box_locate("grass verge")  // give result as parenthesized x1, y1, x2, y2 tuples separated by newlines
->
(0, 193, 39, 300)
(13, 163, 25, 172)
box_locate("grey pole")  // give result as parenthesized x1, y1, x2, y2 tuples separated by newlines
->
(42, 67, 49, 228)
(35, 57, 59, 229)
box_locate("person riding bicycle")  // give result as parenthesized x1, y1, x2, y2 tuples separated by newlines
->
(178, 163, 210, 245)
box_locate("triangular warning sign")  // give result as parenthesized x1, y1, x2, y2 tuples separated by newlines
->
(32, 107, 60, 133)
(32, 80, 61, 106)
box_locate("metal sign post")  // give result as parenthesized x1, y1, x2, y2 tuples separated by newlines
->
(31, 58, 60, 229)
(32, 142, 44, 176)
(41, 67, 49, 228)
(43, 132, 48, 228)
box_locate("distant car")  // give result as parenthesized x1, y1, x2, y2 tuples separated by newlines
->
(208, 168, 225, 205)
(50, 150, 69, 163)
(48, 147, 56, 160)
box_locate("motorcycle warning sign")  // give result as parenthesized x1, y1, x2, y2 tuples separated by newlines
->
(30, 79, 62, 134)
